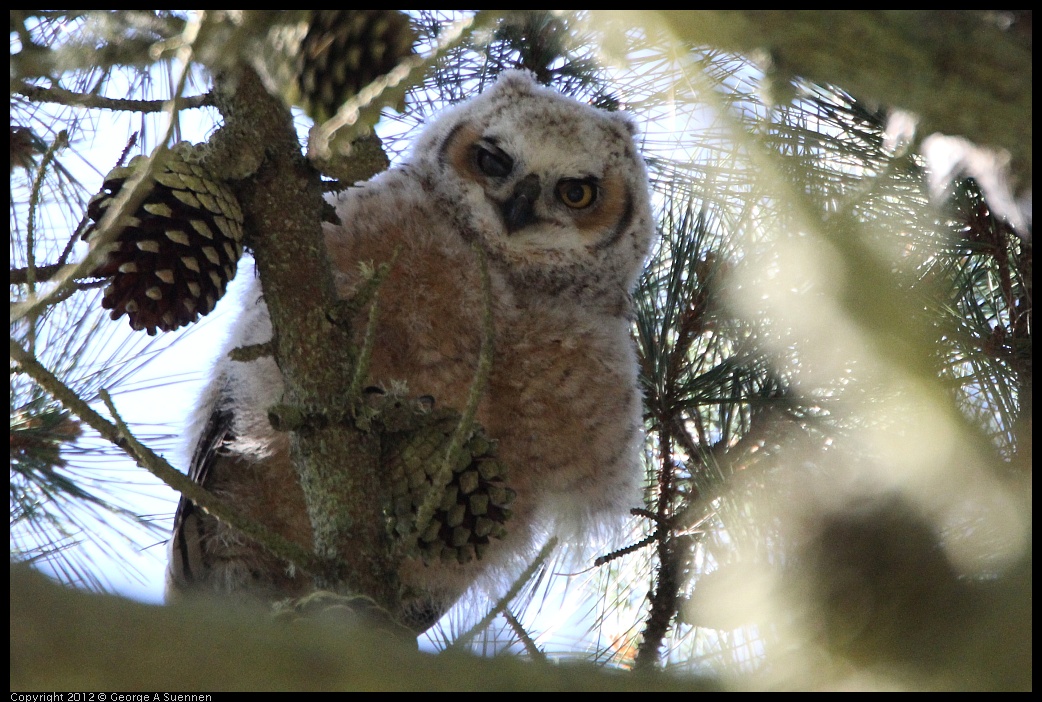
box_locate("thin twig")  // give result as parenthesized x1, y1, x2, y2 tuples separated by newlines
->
(16, 82, 213, 112)
(503, 609, 547, 661)
(12, 13, 205, 325)
(450, 536, 558, 650)
(10, 264, 66, 286)
(413, 244, 496, 539)
(10, 339, 323, 579)
(634, 426, 681, 671)
(336, 253, 399, 318)
(309, 12, 494, 160)
(23, 130, 70, 355)
(348, 290, 382, 401)
(594, 532, 659, 567)
(346, 252, 400, 400)
(55, 134, 136, 270)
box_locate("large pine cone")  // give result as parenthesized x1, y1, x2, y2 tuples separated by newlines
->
(82, 142, 244, 335)
(381, 405, 515, 566)
(297, 10, 416, 123)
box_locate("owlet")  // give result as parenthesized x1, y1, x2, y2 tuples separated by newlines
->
(167, 70, 655, 632)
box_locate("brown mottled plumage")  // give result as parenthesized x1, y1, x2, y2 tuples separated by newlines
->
(167, 70, 655, 631)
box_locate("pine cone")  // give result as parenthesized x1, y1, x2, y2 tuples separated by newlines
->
(297, 10, 416, 123)
(382, 406, 515, 566)
(82, 142, 244, 336)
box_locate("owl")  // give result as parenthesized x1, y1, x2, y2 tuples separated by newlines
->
(167, 70, 655, 632)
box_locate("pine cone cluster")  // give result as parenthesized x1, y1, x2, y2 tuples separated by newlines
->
(297, 10, 416, 123)
(382, 407, 515, 566)
(82, 142, 244, 335)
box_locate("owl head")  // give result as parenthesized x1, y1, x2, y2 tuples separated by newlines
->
(409, 70, 654, 312)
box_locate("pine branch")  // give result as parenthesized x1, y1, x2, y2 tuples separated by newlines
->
(413, 244, 495, 542)
(12, 565, 719, 691)
(208, 63, 398, 603)
(634, 429, 683, 671)
(451, 537, 559, 650)
(630, 10, 1032, 190)
(14, 82, 214, 112)
(11, 14, 203, 326)
(10, 339, 324, 579)
(503, 609, 547, 661)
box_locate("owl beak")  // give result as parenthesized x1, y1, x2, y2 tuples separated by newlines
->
(502, 174, 540, 233)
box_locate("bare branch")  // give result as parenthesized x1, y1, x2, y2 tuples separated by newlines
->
(15, 82, 214, 112)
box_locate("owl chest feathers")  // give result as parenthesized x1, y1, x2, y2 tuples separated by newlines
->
(325, 178, 643, 520)
(171, 71, 652, 622)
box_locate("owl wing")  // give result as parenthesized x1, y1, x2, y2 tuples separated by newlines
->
(167, 401, 235, 589)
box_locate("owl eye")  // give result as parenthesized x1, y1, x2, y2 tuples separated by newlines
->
(475, 144, 513, 178)
(556, 179, 597, 209)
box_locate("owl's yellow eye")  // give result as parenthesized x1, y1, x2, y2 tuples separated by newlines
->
(556, 179, 596, 209)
